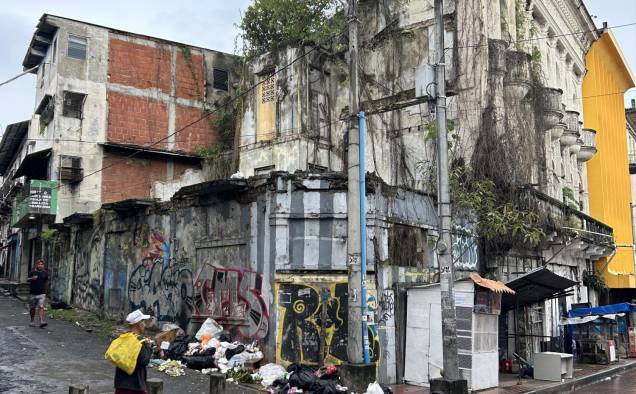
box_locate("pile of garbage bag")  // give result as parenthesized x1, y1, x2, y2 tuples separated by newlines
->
(251, 363, 348, 394)
(148, 318, 264, 377)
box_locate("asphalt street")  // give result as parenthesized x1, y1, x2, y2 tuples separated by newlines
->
(0, 294, 256, 393)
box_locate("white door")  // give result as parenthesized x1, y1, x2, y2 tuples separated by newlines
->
(404, 286, 443, 386)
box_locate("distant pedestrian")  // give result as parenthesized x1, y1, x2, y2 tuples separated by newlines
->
(27, 259, 48, 328)
(113, 309, 152, 394)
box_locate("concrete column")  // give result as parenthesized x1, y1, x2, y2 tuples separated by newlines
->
(147, 378, 164, 394)
(68, 384, 88, 394)
(209, 372, 226, 394)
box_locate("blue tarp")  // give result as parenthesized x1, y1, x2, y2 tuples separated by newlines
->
(568, 302, 636, 318)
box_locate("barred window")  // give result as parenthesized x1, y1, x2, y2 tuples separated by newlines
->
(213, 68, 229, 91)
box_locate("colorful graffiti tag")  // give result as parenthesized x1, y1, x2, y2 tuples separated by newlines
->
(128, 230, 193, 328)
(276, 281, 381, 365)
(193, 264, 269, 341)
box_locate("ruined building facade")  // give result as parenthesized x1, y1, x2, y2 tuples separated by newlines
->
(0, 14, 236, 283)
(0, 1, 623, 389)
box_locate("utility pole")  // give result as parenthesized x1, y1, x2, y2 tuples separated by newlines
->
(433, 0, 462, 387)
(346, 0, 363, 365)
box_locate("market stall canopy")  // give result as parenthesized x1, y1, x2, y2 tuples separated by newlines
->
(568, 302, 636, 318)
(501, 267, 578, 312)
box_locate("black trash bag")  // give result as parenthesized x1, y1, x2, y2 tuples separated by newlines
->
(218, 331, 232, 342)
(50, 301, 72, 310)
(225, 344, 245, 360)
(197, 347, 216, 357)
(182, 355, 215, 370)
(288, 368, 317, 390)
(311, 379, 341, 394)
(381, 384, 393, 394)
(165, 334, 198, 360)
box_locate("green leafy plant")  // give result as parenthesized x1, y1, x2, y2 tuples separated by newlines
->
(40, 229, 58, 243)
(451, 166, 545, 246)
(582, 269, 607, 292)
(239, 0, 345, 58)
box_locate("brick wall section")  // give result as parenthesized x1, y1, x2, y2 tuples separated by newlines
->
(107, 92, 168, 149)
(108, 39, 172, 93)
(176, 50, 205, 100)
(175, 105, 217, 153)
(101, 153, 167, 203)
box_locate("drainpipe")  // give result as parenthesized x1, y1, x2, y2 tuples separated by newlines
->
(359, 111, 370, 364)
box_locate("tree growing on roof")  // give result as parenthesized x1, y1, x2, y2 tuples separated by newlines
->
(238, 0, 346, 57)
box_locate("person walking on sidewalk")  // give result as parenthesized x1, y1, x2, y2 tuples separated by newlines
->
(114, 309, 152, 394)
(27, 259, 48, 328)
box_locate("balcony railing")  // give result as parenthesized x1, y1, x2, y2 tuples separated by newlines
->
(11, 179, 58, 228)
(520, 186, 613, 246)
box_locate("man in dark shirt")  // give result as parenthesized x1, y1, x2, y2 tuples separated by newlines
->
(114, 309, 152, 394)
(27, 259, 48, 328)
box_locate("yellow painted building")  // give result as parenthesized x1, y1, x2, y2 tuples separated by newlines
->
(583, 30, 636, 288)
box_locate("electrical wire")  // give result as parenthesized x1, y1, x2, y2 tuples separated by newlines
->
(0, 65, 39, 88)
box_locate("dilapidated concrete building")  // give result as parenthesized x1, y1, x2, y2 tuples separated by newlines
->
(0, 1, 621, 389)
(0, 14, 236, 283)
(235, 0, 614, 388)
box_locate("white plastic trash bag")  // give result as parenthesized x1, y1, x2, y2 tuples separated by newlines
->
(195, 318, 223, 340)
(258, 363, 288, 387)
(365, 382, 384, 394)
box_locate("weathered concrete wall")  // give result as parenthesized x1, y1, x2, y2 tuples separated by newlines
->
(49, 172, 438, 383)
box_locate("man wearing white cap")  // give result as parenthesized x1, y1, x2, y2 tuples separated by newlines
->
(114, 309, 152, 394)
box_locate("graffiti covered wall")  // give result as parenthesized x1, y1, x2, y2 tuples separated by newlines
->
(275, 274, 380, 365)
(193, 264, 269, 342)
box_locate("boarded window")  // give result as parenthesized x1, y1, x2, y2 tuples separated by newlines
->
(62, 91, 86, 119)
(67, 35, 87, 60)
(59, 155, 83, 183)
(213, 68, 229, 91)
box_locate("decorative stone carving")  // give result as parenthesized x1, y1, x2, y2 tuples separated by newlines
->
(577, 128, 597, 162)
(504, 51, 532, 100)
(550, 122, 566, 141)
(540, 87, 564, 130)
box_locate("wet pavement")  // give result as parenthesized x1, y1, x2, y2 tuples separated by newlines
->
(574, 367, 636, 393)
(0, 294, 257, 393)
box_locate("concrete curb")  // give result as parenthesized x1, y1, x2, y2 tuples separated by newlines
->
(525, 360, 636, 394)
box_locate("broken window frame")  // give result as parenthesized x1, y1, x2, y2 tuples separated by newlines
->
(59, 155, 83, 184)
(67, 35, 87, 60)
(62, 91, 87, 119)
(213, 68, 229, 91)
(35, 95, 55, 130)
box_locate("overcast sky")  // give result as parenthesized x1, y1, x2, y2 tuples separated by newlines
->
(0, 1, 634, 131)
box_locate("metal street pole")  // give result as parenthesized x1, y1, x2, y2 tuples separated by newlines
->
(434, 0, 461, 382)
(346, 0, 363, 364)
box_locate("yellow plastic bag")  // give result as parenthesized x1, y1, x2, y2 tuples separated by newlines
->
(104, 332, 142, 375)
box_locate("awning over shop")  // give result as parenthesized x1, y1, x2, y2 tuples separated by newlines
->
(568, 302, 636, 318)
(559, 313, 626, 326)
(501, 267, 578, 312)
(13, 148, 51, 179)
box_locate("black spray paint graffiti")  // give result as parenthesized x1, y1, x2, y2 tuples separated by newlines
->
(377, 290, 395, 325)
(72, 227, 103, 310)
(277, 282, 380, 365)
(127, 230, 193, 328)
(128, 258, 194, 328)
